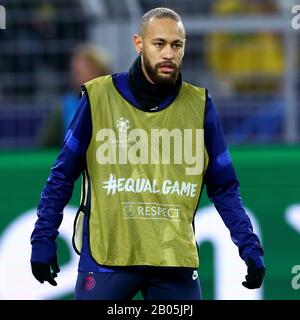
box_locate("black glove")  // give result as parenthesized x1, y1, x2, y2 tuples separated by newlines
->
(242, 257, 266, 289)
(31, 256, 60, 286)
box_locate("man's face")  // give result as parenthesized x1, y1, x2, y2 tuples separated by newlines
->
(135, 17, 186, 86)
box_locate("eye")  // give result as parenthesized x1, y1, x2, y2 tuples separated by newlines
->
(154, 42, 163, 48)
(172, 43, 183, 49)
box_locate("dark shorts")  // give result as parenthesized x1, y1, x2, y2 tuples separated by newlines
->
(74, 268, 201, 300)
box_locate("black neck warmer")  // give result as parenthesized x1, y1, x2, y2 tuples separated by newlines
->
(128, 56, 182, 111)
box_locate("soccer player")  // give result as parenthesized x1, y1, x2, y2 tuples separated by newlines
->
(30, 7, 265, 300)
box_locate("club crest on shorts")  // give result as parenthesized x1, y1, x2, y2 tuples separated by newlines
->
(84, 275, 96, 291)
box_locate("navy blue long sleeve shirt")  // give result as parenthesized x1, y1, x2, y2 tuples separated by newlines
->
(31, 73, 264, 272)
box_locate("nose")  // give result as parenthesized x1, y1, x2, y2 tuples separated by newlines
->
(162, 44, 174, 60)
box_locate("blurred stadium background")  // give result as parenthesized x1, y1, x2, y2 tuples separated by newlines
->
(0, 0, 300, 300)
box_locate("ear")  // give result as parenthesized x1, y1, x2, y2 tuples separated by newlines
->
(133, 34, 143, 54)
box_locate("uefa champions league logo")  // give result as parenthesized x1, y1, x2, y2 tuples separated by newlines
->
(116, 117, 130, 132)
(0, 5, 6, 29)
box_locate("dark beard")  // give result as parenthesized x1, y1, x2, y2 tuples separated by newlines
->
(143, 54, 181, 87)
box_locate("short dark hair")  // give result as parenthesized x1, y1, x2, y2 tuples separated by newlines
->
(140, 7, 185, 37)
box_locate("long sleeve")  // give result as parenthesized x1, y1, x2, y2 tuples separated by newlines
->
(203, 93, 264, 267)
(31, 94, 92, 263)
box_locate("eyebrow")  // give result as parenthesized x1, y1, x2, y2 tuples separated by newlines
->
(152, 38, 184, 43)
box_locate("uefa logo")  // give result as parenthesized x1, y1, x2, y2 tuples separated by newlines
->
(122, 204, 135, 217)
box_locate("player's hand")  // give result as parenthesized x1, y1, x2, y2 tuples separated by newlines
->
(31, 256, 60, 286)
(242, 257, 265, 289)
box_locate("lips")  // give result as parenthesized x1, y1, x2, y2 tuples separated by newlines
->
(159, 64, 175, 73)
(160, 67, 174, 73)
